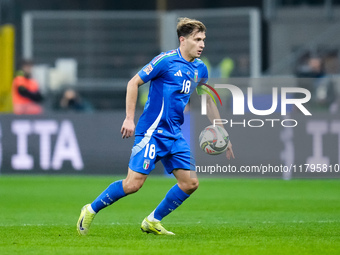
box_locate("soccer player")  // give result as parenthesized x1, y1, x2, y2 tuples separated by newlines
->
(77, 17, 234, 236)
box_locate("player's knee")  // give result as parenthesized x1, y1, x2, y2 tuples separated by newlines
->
(190, 179, 199, 192)
(180, 179, 199, 194)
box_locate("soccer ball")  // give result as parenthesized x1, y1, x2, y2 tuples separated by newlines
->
(199, 125, 229, 155)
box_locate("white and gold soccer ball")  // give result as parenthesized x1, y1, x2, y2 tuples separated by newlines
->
(199, 125, 229, 155)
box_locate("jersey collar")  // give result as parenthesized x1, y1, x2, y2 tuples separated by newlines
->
(177, 48, 197, 64)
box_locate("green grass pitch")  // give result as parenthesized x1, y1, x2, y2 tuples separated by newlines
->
(0, 176, 339, 255)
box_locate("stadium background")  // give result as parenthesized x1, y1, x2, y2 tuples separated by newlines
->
(0, 0, 340, 178)
(0, 1, 340, 255)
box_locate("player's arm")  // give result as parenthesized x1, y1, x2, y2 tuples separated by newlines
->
(206, 96, 235, 160)
(18, 86, 43, 102)
(14, 77, 43, 102)
(206, 96, 222, 126)
(121, 74, 144, 139)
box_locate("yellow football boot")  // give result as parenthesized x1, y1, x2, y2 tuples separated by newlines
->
(141, 218, 175, 235)
(77, 204, 96, 235)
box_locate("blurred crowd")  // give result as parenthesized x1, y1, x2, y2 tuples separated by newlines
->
(12, 50, 340, 115)
(295, 48, 339, 112)
(12, 59, 93, 115)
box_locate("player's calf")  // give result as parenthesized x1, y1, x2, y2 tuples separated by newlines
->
(122, 179, 144, 194)
(122, 168, 147, 194)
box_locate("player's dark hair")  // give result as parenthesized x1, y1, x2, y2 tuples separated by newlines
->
(177, 17, 206, 39)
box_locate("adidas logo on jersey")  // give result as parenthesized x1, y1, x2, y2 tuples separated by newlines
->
(174, 70, 182, 77)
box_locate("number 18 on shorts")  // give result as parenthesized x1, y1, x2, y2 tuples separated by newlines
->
(128, 134, 194, 175)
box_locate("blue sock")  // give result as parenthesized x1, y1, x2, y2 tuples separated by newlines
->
(154, 184, 190, 221)
(91, 180, 126, 213)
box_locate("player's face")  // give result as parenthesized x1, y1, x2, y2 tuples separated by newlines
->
(181, 31, 206, 61)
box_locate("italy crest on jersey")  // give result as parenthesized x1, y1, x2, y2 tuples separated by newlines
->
(143, 159, 150, 170)
(194, 70, 198, 82)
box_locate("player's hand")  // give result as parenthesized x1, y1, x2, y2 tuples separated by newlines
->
(226, 141, 235, 160)
(121, 118, 135, 139)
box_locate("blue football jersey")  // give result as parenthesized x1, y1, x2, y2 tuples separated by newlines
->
(136, 48, 208, 139)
